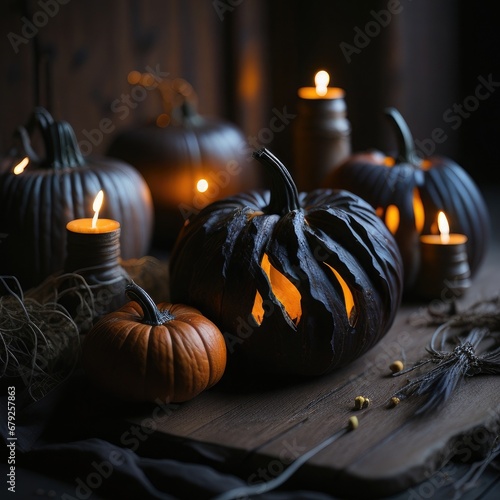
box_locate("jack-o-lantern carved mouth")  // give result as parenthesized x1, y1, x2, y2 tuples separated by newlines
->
(251, 253, 356, 328)
(252, 253, 302, 326)
(376, 187, 425, 236)
(323, 263, 356, 327)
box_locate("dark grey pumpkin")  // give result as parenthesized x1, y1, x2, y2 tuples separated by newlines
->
(0, 107, 153, 289)
(169, 148, 403, 377)
(107, 100, 259, 248)
(323, 108, 490, 292)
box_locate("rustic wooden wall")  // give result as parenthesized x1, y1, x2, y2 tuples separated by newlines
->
(0, 0, 498, 183)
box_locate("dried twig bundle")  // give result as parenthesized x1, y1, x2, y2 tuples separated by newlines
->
(393, 295, 500, 414)
(0, 276, 81, 400)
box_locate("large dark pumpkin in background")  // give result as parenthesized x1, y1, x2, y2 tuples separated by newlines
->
(0, 107, 153, 289)
(107, 77, 259, 248)
(323, 108, 490, 292)
(170, 148, 403, 377)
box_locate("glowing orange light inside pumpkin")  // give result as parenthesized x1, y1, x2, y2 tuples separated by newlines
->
(13, 157, 29, 175)
(197, 179, 209, 193)
(385, 204, 400, 234)
(156, 114, 170, 128)
(413, 188, 425, 234)
(325, 263, 356, 326)
(437, 211, 450, 244)
(252, 253, 302, 326)
(127, 71, 141, 85)
(315, 70, 330, 97)
(91, 190, 104, 229)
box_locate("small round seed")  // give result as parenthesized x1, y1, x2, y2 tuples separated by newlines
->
(390, 396, 400, 407)
(348, 415, 359, 430)
(354, 396, 365, 410)
(390, 360, 404, 373)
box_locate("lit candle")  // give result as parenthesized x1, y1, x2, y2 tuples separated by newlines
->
(293, 70, 351, 192)
(297, 70, 345, 100)
(66, 190, 120, 234)
(415, 211, 471, 299)
(419, 211, 468, 246)
(13, 156, 29, 175)
(63, 190, 129, 320)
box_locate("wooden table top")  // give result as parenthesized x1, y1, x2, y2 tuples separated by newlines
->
(125, 239, 500, 499)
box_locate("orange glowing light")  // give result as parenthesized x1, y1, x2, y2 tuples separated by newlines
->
(324, 263, 355, 326)
(437, 211, 450, 244)
(13, 157, 29, 175)
(413, 188, 425, 234)
(314, 70, 330, 96)
(127, 71, 141, 85)
(92, 190, 104, 229)
(385, 204, 400, 235)
(196, 179, 209, 193)
(156, 114, 170, 128)
(252, 253, 302, 326)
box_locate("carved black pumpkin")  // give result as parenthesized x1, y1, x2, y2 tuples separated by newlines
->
(0, 107, 154, 289)
(169, 148, 403, 377)
(107, 78, 259, 248)
(323, 108, 490, 291)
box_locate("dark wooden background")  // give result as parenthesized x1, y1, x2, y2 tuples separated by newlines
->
(1, 0, 499, 185)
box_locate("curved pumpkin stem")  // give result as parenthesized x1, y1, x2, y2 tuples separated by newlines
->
(125, 281, 174, 325)
(253, 148, 301, 215)
(15, 107, 85, 169)
(384, 107, 421, 168)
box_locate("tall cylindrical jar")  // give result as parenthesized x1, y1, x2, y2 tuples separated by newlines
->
(63, 222, 130, 329)
(293, 86, 351, 192)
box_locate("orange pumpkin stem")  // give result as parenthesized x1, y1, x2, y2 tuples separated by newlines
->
(125, 281, 174, 325)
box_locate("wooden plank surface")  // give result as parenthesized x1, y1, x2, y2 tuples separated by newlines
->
(128, 238, 500, 498)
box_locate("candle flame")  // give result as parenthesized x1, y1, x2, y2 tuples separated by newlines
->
(92, 190, 104, 229)
(13, 157, 29, 175)
(437, 211, 450, 244)
(314, 70, 330, 96)
(196, 178, 209, 193)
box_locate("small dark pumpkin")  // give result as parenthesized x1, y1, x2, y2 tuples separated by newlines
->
(82, 282, 227, 403)
(107, 78, 259, 248)
(0, 108, 154, 289)
(169, 148, 403, 377)
(323, 108, 490, 291)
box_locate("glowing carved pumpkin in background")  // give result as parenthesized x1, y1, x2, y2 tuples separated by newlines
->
(323, 108, 490, 292)
(107, 77, 259, 248)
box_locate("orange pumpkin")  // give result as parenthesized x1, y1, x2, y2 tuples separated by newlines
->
(82, 282, 227, 403)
